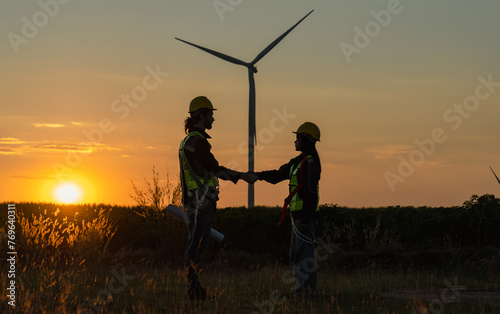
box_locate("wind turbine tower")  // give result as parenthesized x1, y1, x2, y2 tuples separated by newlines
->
(176, 10, 314, 208)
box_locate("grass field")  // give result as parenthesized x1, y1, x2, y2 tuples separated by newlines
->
(2, 262, 499, 313)
(2, 199, 500, 313)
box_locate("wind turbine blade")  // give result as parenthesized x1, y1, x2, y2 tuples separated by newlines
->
(251, 10, 314, 65)
(490, 166, 500, 185)
(175, 37, 249, 67)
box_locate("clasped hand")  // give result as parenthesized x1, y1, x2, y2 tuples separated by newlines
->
(240, 171, 258, 184)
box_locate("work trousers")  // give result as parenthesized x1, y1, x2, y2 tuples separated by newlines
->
(290, 218, 317, 295)
(184, 198, 216, 284)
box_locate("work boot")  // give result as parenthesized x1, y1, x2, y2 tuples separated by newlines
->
(291, 285, 315, 299)
(185, 264, 210, 301)
(187, 280, 207, 301)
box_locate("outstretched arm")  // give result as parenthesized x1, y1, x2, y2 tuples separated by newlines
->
(190, 136, 242, 184)
(241, 172, 258, 184)
(253, 157, 298, 184)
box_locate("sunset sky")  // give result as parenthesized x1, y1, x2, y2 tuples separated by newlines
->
(1, 0, 499, 208)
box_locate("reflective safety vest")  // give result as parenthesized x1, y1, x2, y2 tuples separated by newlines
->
(179, 132, 219, 191)
(288, 155, 319, 212)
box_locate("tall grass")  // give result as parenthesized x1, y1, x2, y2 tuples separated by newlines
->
(130, 165, 182, 213)
(14, 205, 115, 269)
(2, 263, 499, 313)
(0, 203, 118, 312)
(1, 193, 500, 312)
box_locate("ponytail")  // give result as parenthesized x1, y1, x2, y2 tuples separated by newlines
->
(311, 146, 321, 173)
(184, 109, 207, 134)
(184, 117, 195, 134)
(300, 133, 322, 173)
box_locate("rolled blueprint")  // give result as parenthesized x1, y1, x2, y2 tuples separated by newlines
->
(165, 204, 224, 242)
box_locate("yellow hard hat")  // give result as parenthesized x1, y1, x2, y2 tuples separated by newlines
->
(293, 122, 320, 141)
(189, 96, 217, 113)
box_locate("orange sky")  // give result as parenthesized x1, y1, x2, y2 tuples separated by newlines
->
(1, 1, 499, 208)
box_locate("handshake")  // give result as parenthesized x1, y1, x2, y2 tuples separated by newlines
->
(240, 171, 259, 184)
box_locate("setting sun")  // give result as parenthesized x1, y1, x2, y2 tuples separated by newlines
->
(54, 182, 82, 204)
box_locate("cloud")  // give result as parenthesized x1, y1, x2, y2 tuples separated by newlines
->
(368, 145, 415, 160)
(34, 142, 120, 153)
(0, 137, 25, 144)
(11, 175, 55, 181)
(0, 148, 17, 155)
(34, 144, 94, 153)
(33, 123, 65, 128)
(0, 137, 120, 155)
(32, 121, 87, 128)
(0, 137, 25, 154)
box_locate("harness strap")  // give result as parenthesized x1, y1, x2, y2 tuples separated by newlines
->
(279, 156, 307, 225)
(291, 214, 317, 244)
(180, 133, 216, 208)
(180, 134, 207, 189)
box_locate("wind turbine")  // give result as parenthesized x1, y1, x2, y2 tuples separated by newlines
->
(176, 10, 314, 208)
(490, 166, 500, 185)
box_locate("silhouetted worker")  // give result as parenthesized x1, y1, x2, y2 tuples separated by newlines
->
(179, 96, 253, 300)
(251, 122, 321, 297)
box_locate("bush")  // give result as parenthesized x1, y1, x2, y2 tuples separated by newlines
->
(2, 194, 499, 270)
